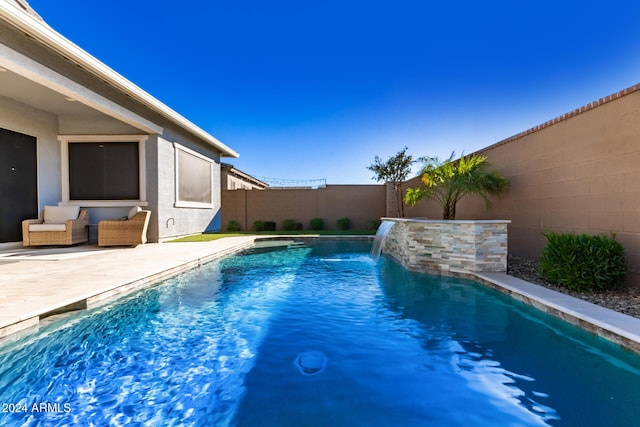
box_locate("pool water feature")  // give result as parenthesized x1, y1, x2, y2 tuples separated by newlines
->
(370, 219, 395, 258)
(1, 240, 639, 426)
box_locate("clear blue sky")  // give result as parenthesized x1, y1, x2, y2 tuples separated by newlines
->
(28, 0, 640, 184)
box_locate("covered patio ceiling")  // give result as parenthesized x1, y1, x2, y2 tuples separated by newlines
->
(0, 64, 113, 118)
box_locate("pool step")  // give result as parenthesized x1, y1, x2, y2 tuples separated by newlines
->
(244, 240, 307, 254)
(287, 242, 307, 249)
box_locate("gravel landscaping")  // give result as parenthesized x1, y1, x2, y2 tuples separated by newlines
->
(507, 256, 640, 320)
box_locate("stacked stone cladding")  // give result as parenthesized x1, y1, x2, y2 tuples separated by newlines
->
(381, 218, 510, 275)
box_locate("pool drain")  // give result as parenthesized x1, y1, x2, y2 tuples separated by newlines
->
(294, 350, 327, 376)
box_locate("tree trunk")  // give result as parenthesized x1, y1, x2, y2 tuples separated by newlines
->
(442, 201, 456, 220)
(395, 183, 405, 217)
(442, 204, 450, 220)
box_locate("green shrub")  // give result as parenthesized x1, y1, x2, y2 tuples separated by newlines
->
(310, 218, 324, 230)
(227, 220, 241, 232)
(540, 232, 627, 292)
(282, 219, 297, 231)
(295, 222, 303, 230)
(366, 219, 381, 230)
(253, 220, 265, 232)
(264, 221, 277, 231)
(336, 217, 350, 230)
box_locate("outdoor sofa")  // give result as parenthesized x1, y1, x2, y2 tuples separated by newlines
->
(22, 205, 89, 246)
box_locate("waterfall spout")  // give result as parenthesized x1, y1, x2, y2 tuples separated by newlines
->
(370, 220, 395, 259)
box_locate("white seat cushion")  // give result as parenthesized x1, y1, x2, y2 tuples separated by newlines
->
(29, 223, 67, 232)
(127, 206, 142, 220)
(43, 206, 80, 224)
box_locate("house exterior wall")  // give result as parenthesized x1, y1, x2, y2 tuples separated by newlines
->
(404, 85, 640, 285)
(58, 115, 142, 135)
(222, 185, 386, 231)
(0, 96, 226, 245)
(29, 131, 225, 244)
(223, 173, 263, 190)
(144, 135, 160, 242)
(0, 96, 225, 244)
(0, 95, 153, 236)
(0, 29, 230, 243)
(155, 135, 222, 241)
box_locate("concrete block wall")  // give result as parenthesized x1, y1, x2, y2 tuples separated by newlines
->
(404, 84, 640, 286)
(381, 218, 510, 274)
(221, 185, 386, 231)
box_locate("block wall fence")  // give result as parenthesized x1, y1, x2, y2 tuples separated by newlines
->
(221, 83, 640, 286)
(405, 83, 640, 286)
(221, 185, 387, 232)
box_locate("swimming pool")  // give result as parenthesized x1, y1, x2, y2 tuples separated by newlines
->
(0, 240, 639, 426)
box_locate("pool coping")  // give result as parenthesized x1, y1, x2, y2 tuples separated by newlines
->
(469, 271, 640, 354)
(1, 236, 639, 356)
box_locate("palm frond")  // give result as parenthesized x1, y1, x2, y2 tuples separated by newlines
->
(403, 152, 508, 219)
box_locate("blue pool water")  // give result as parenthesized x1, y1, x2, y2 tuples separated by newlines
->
(1, 240, 639, 426)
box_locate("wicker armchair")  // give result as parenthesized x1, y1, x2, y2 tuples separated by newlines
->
(22, 207, 89, 246)
(98, 210, 150, 247)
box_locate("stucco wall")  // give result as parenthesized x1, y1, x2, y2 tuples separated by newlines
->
(222, 185, 386, 231)
(0, 97, 224, 243)
(155, 135, 222, 241)
(58, 115, 141, 135)
(0, 95, 158, 243)
(404, 86, 640, 285)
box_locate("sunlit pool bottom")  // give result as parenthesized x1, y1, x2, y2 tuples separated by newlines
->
(1, 240, 639, 426)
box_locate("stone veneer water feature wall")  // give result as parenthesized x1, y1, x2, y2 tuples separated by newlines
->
(381, 218, 511, 275)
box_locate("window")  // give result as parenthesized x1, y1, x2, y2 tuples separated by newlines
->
(68, 142, 139, 199)
(60, 135, 147, 205)
(175, 143, 214, 208)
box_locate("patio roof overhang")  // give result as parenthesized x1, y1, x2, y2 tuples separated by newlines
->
(0, 42, 164, 135)
(0, 1, 239, 158)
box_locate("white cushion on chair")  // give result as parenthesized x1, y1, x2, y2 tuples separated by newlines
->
(29, 223, 67, 232)
(127, 206, 142, 220)
(43, 206, 80, 223)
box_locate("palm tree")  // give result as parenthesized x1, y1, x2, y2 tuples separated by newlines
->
(404, 152, 509, 220)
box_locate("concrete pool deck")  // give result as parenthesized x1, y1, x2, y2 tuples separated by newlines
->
(0, 238, 639, 354)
